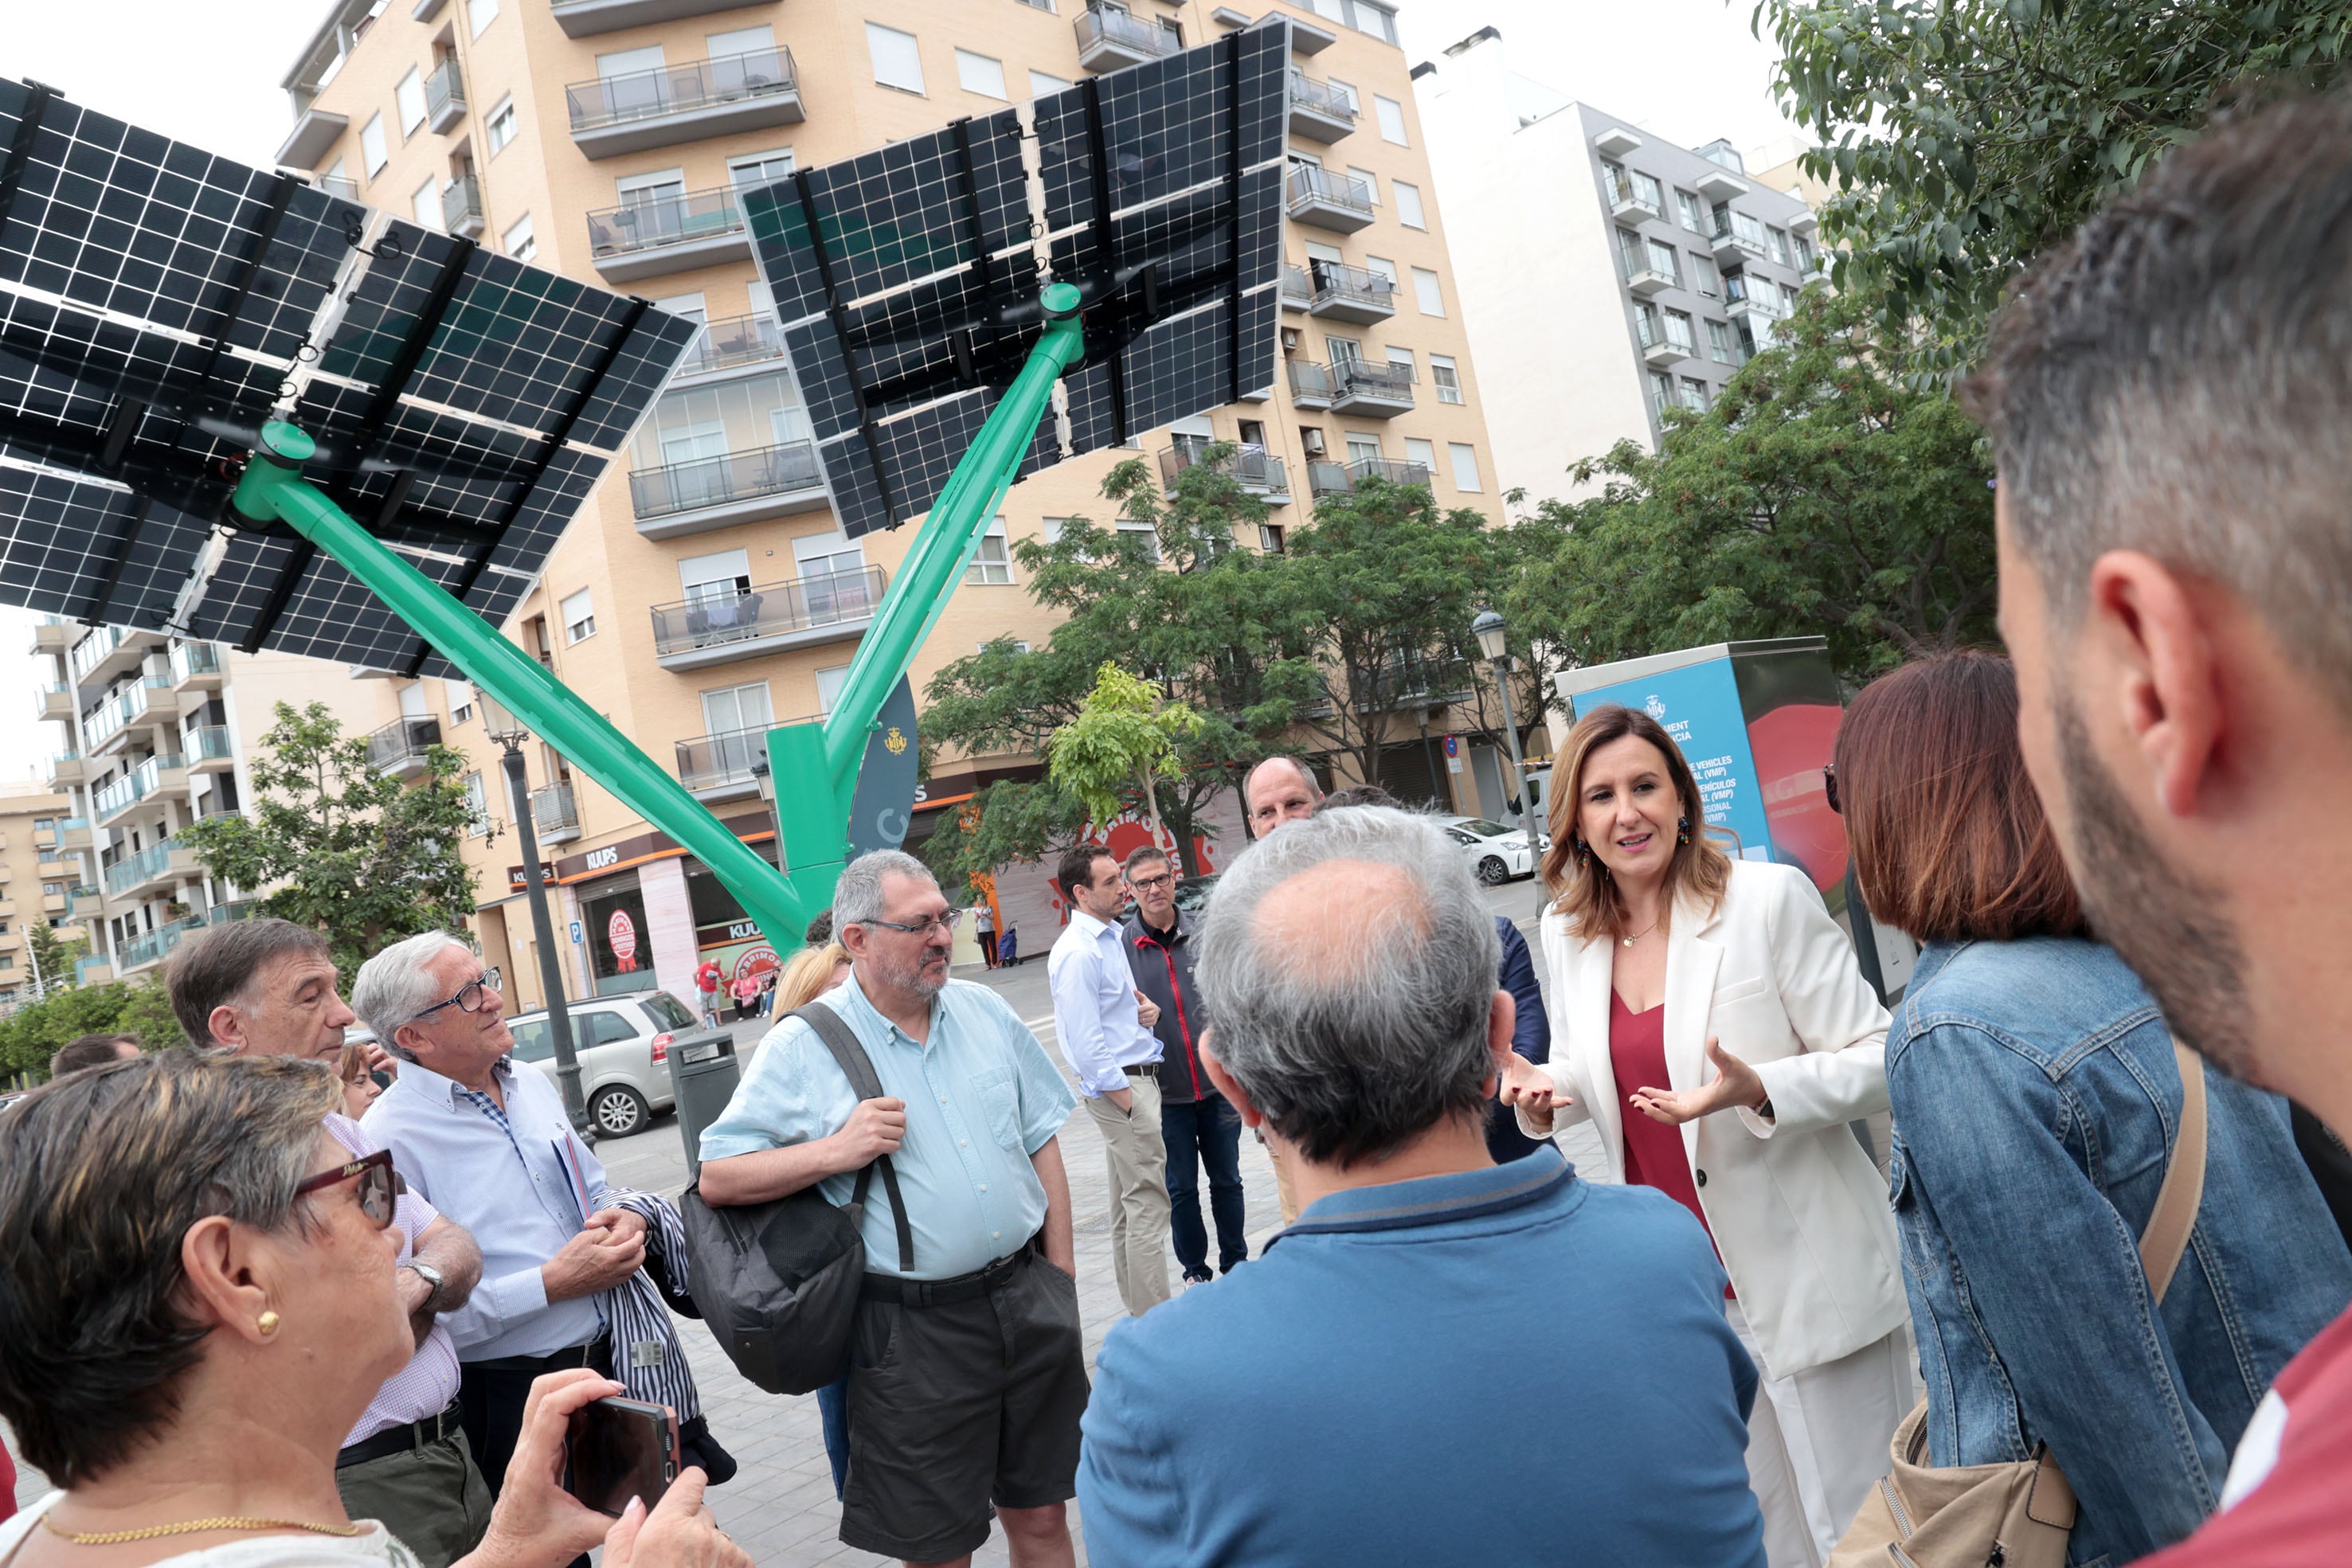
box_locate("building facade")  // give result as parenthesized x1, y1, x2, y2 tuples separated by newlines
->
(269, 0, 1509, 1007)
(0, 777, 95, 1007)
(1412, 26, 1821, 508)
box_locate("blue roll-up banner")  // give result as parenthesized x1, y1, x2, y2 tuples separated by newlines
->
(1569, 658, 1772, 861)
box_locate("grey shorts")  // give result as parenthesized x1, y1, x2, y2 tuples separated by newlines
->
(839, 1244, 1089, 1562)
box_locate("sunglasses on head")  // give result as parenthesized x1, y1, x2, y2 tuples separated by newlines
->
(292, 1148, 404, 1229)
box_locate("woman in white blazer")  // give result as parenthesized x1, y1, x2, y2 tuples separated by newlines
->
(1502, 702, 1908, 1568)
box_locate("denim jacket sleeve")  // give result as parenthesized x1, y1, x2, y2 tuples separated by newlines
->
(1891, 1019, 2222, 1558)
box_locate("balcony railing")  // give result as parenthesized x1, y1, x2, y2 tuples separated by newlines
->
(629, 439, 824, 522)
(675, 311, 789, 377)
(34, 684, 69, 719)
(1286, 165, 1376, 225)
(649, 565, 887, 657)
(676, 725, 772, 793)
(1306, 459, 1353, 497)
(68, 625, 126, 685)
(1348, 456, 1433, 487)
(443, 174, 484, 237)
(1286, 72, 1357, 139)
(567, 48, 797, 131)
(1157, 443, 1290, 496)
(365, 716, 444, 774)
(170, 640, 222, 684)
(186, 725, 234, 763)
(1307, 260, 1395, 319)
(1287, 359, 1336, 405)
(425, 56, 467, 132)
(532, 783, 580, 837)
(1075, 7, 1176, 66)
(104, 837, 186, 897)
(94, 753, 186, 823)
(121, 913, 207, 972)
(586, 186, 746, 259)
(1280, 264, 1313, 309)
(84, 682, 166, 749)
(1607, 171, 1662, 219)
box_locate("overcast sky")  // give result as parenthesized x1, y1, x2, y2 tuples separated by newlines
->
(0, 0, 1799, 784)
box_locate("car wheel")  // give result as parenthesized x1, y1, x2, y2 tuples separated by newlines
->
(591, 1085, 650, 1138)
(1477, 856, 1509, 886)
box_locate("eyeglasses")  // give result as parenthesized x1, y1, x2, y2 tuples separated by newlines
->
(1128, 872, 1174, 892)
(1822, 763, 1841, 815)
(292, 1148, 404, 1229)
(857, 908, 965, 937)
(409, 968, 503, 1025)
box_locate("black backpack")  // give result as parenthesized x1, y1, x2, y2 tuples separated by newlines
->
(679, 1004, 914, 1395)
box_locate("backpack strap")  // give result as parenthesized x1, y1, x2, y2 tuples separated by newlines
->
(2139, 1037, 2209, 1303)
(790, 1004, 915, 1273)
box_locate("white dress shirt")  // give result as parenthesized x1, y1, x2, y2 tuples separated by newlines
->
(1048, 906, 1163, 1098)
(323, 1112, 461, 1442)
(363, 1056, 612, 1361)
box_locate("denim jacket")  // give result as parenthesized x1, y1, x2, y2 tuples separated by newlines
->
(1886, 936, 2352, 1567)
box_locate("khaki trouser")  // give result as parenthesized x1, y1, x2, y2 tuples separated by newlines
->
(1085, 1074, 1172, 1316)
(335, 1429, 492, 1568)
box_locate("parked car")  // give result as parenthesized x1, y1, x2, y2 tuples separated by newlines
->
(505, 989, 699, 1137)
(1440, 816, 1543, 886)
(1172, 874, 1222, 917)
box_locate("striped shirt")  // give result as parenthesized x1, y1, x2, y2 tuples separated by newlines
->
(323, 1113, 462, 1445)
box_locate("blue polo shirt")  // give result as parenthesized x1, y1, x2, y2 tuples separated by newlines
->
(698, 972, 1077, 1279)
(1078, 1148, 1767, 1567)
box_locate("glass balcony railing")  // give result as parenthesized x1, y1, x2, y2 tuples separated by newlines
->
(1307, 260, 1395, 315)
(629, 440, 824, 521)
(1333, 359, 1416, 404)
(1287, 72, 1358, 126)
(1280, 264, 1313, 307)
(34, 684, 68, 718)
(675, 725, 791, 792)
(68, 625, 125, 684)
(1286, 165, 1375, 219)
(1157, 443, 1290, 495)
(649, 565, 887, 657)
(674, 311, 789, 377)
(170, 641, 223, 684)
(425, 56, 467, 127)
(566, 48, 797, 132)
(443, 174, 484, 233)
(1075, 6, 1177, 63)
(94, 753, 186, 821)
(104, 837, 185, 897)
(532, 783, 580, 836)
(121, 913, 207, 972)
(1348, 456, 1434, 488)
(366, 717, 444, 773)
(186, 725, 233, 762)
(586, 186, 746, 260)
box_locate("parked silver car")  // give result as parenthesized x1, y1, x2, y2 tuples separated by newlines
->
(507, 989, 699, 1137)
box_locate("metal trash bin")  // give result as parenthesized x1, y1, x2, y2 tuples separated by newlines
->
(666, 1027, 742, 1179)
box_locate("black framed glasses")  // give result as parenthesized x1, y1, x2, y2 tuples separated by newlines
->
(293, 1148, 404, 1229)
(1127, 870, 1175, 892)
(1822, 763, 1841, 815)
(409, 968, 503, 1025)
(858, 909, 965, 937)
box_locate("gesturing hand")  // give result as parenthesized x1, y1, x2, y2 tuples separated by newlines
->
(1497, 1054, 1570, 1132)
(1135, 989, 1160, 1030)
(1630, 1038, 1767, 1126)
(832, 1097, 907, 1167)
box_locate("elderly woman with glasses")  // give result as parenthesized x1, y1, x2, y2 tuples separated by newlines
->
(0, 1051, 741, 1568)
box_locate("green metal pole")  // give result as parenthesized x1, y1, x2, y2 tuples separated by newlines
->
(229, 421, 807, 948)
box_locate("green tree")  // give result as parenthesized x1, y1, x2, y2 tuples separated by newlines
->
(1047, 663, 1206, 850)
(177, 702, 488, 984)
(0, 979, 182, 1081)
(26, 921, 88, 991)
(1507, 287, 1996, 685)
(921, 778, 1090, 901)
(1765, 0, 2352, 380)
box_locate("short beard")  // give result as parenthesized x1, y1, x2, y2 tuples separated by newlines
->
(2053, 693, 2260, 1084)
(872, 947, 948, 1000)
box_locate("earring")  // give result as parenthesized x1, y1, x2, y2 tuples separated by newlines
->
(1677, 815, 1690, 846)
(256, 1310, 280, 1337)
(1575, 840, 1590, 870)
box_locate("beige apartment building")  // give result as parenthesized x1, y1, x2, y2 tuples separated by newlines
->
(0, 777, 96, 1007)
(257, 0, 1505, 1009)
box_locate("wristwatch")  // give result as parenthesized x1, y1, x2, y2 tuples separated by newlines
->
(405, 1261, 446, 1311)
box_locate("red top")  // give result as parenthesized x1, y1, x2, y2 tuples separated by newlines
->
(1610, 991, 1730, 1296)
(2136, 1302, 2352, 1565)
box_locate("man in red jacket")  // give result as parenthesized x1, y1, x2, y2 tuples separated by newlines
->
(693, 957, 722, 1026)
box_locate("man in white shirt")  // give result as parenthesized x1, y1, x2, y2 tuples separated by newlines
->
(1048, 843, 1171, 1316)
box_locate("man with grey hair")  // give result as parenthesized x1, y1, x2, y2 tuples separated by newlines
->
(1077, 807, 1767, 1566)
(699, 850, 1085, 1568)
(357, 929, 648, 1514)
(165, 919, 491, 1568)
(1967, 93, 2352, 1568)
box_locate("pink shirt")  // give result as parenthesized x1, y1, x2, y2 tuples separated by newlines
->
(323, 1114, 462, 1445)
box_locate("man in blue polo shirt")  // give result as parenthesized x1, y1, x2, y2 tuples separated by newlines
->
(1077, 807, 1767, 1567)
(699, 850, 1083, 1568)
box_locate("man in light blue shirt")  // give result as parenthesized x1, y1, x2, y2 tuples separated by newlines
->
(1047, 843, 1171, 1317)
(699, 850, 1085, 1568)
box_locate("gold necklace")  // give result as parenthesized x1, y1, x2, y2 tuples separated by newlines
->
(43, 1515, 369, 1546)
(1619, 918, 1660, 948)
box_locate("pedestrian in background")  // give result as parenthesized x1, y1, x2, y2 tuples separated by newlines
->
(730, 968, 760, 1023)
(975, 898, 999, 969)
(47, 1031, 139, 1077)
(1241, 754, 1325, 1224)
(694, 956, 722, 1028)
(1505, 704, 1906, 1568)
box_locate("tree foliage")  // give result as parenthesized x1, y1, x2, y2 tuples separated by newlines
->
(0, 979, 187, 1081)
(1764, 0, 2352, 380)
(1047, 663, 1204, 849)
(176, 702, 487, 984)
(1507, 287, 1996, 685)
(25, 922, 87, 991)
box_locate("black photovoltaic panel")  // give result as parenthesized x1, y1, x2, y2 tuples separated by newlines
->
(0, 78, 698, 675)
(746, 19, 1290, 538)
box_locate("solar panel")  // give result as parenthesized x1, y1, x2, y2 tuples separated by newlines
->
(744, 18, 1291, 538)
(0, 76, 699, 676)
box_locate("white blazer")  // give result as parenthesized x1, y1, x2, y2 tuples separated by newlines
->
(1528, 858, 1906, 1379)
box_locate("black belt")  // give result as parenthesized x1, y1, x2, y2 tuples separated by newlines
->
(338, 1398, 464, 1470)
(1124, 1062, 1160, 1080)
(862, 1234, 1039, 1308)
(464, 1339, 608, 1377)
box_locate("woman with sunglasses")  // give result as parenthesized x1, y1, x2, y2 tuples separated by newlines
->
(0, 1051, 745, 1568)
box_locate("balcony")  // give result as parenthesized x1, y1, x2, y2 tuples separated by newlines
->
(58, 817, 92, 852)
(76, 954, 114, 984)
(35, 684, 72, 721)
(170, 640, 224, 691)
(1695, 164, 1750, 202)
(1711, 218, 1769, 267)
(1280, 264, 1313, 313)
(1286, 359, 1336, 411)
(550, 0, 750, 37)
(630, 440, 829, 539)
(104, 838, 201, 901)
(366, 716, 444, 780)
(671, 311, 789, 384)
(41, 889, 67, 916)
(1306, 459, 1352, 498)
(1626, 264, 1676, 299)
(1156, 443, 1291, 503)
(527, 783, 582, 847)
(186, 725, 236, 772)
(650, 565, 886, 671)
(68, 885, 102, 920)
(1076, 7, 1176, 72)
(677, 725, 773, 803)
(44, 751, 83, 787)
(95, 754, 188, 825)
(568, 49, 802, 160)
(1638, 315, 1693, 367)
(1286, 166, 1375, 233)
(1306, 261, 1395, 324)
(586, 186, 751, 283)
(1287, 73, 1357, 143)
(443, 174, 485, 240)
(1593, 124, 1643, 158)
(85, 681, 170, 754)
(1331, 359, 1415, 417)
(119, 913, 208, 975)
(68, 624, 135, 686)
(29, 617, 70, 654)
(319, 174, 362, 202)
(1349, 456, 1434, 488)
(1607, 174, 1662, 224)
(425, 57, 467, 134)
(276, 106, 349, 170)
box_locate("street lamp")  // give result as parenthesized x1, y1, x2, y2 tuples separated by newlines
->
(1471, 608, 1533, 835)
(478, 694, 593, 1140)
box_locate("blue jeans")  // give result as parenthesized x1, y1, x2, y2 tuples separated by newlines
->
(817, 1375, 849, 1499)
(1162, 1093, 1247, 1279)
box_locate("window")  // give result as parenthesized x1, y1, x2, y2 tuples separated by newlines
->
(1324, 76, 1360, 111)
(1447, 443, 1481, 493)
(867, 23, 926, 94)
(816, 666, 851, 718)
(1679, 377, 1711, 412)
(485, 96, 517, 155)
(1325, 333, 1362, 365)
(964, 517, 1014, 585)
(728, 149, 794, 188)
(1429, 353, 1462, 405)
(955, 49, 1008, 100)
(463, 771, 489, 835)
(1644, 237, 1679, 283)
(468, 0, 498, 36)
(1346, 166, 1380, 205)
(1649, 370, 1674, 416)
(1411, 268, 1444, 316)
(1664, 310, 1694, 352)
(1116, 519, 1162, 565)
(360, 114, 387, 177)
(1385, 346, 1415, 379)
(1631, 170, 1663, 210)
(1793, 233, 1817, 273)
(1403, 436, 1436, 475)
(1689, 252, 1721, 295)
(1705, 319, 1736, 365)
(1361, 253, 1397, 287)
(1393, 180, 1426, 229)
(1614, 227, 1644, 278)
(444, 678, 475, 725)
(702, 680, 773, 739)
(1675, 190, 1706, 233)
(1258, 524, 1286, 554)
(562, 588, 596, 643)
(412, 175, 444, 232)
(1767, 227, 1790, 265)
(1373, 94, 1407, 146)
(980, 639, 1033, 654)
(1029, 69, 1072, 99)
(397, 68, 428, 135)
(1344, 432, 1382, 466)
(706, 23, 774, 57)
(618, 166, 687, 205)
(503, 213, 535, 261)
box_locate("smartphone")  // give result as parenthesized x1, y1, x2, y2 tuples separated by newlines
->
(564, 1396, 679, 1517)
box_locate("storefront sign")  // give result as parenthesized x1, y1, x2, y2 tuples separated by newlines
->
(608, 909, 639, 972)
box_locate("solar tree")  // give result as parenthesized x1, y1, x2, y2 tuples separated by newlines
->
(0, 22, 1287, 1030)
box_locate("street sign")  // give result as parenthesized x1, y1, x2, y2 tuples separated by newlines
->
(569, 920, 583, 945)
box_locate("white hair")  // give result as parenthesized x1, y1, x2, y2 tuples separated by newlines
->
(832, 850, 934, 930)
(353, 930, 475, 1059)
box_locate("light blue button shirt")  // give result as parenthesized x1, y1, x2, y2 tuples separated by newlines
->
(699, 972, 1078, 1280)
(363, 1056, 611, 1360)
(1047, 908, 1163, 1097)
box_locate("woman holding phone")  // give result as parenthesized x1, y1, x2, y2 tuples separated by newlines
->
(1502, 703, 1908, 1568)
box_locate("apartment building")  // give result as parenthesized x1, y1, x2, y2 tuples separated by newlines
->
(270, 0, 1507, 1007)
(0, 779, 96, 1007)
(1412, 26, 1821, 507)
